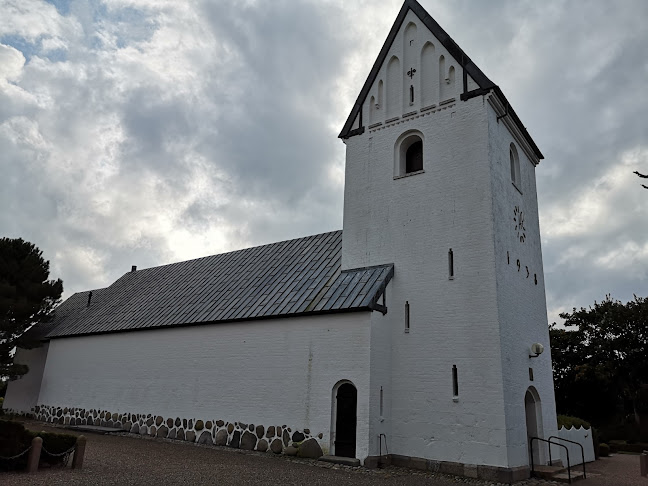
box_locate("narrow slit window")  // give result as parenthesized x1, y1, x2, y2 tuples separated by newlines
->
(409, 85, 414, 104)
(510, 143, 521, 188)
(405, 301, 410, 332)
(448, 249, 454, 278)
(452, 365, 459, 397)
(380, 386, 384, 416)
(529, 368, 534, 381)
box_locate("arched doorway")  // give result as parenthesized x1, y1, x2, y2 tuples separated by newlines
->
(333, 382, 357, 458)
(525, 387, 543, 465)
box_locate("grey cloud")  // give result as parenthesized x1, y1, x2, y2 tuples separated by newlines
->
(1, 0, 647, 326)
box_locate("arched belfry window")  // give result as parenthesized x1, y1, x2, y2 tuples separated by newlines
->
(510, 143, 521, 189)
(395, 131, 424, 177)
(406, 140, 423, 173)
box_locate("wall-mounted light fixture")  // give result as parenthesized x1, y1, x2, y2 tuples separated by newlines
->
(529, 343, 544, 358)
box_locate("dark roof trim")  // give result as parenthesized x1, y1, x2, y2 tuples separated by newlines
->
(47, 305, 375, 340)
(338, 0, 543, 160)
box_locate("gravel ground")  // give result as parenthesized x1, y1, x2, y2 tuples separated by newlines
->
(1, 421, 634, 486)
(577, 453, 647, 486)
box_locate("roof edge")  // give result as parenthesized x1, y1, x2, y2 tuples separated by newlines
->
(46, 306, 375, 340)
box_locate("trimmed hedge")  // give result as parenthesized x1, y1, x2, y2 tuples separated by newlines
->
(599, 443, 610, 456)
(609, 441, 648, 454)
(0, 420, 33, 470)
(557, 414, 591, 430)
(0, 420, 77, 471)
(38, 430, 77, 465)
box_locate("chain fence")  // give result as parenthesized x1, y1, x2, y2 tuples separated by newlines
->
(0, 442, 76, 468)
(0, 445, 32, 461)
(41, 443, 76, 467)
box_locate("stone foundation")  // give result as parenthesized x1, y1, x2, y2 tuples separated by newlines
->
(364, 454, 530, 484)
(33, 404, 325, 458)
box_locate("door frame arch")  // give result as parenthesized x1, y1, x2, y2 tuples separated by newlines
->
(525, 386, 544, 465)
(330, 379, 358, 457)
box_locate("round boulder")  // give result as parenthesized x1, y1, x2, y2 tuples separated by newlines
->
(214, 429, 228, 446)
(296, 438, 323, 459)
(284, 446, 298, 456)
(292, 431, 305, 443)
(198, 431, 212, 445)
(240, 431, 256, 450)
(229, 430, 241, 448)
(256, 439, 268, 452)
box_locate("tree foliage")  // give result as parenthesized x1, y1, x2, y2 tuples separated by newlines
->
(0, 238, 63, 380)
(550, 295, 648, 433)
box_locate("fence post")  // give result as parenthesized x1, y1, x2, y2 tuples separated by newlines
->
(640, 451, 647, 477)
(72, 435, 87, 470)
(27, 437, 42, 473)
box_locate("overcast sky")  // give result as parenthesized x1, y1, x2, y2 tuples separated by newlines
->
(1, 0, 646, 325)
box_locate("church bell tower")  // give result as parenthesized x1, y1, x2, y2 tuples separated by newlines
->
(339, 0, 558, 480)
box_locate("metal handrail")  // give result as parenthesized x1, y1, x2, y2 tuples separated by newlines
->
(378, 433, 388, 468)
(530, 437, 571, 483)
(548, 435, 586, 479)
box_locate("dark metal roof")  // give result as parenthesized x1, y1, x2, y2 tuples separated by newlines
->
(338, 0, 543, 160)
(44, 231, 394, 338)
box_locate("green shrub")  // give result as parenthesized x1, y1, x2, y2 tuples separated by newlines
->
(0, 420, 33, 470)
(557, 414, 591, 429)
(599, 443, 610, 456)
(0, 419, 77, 471)
(34, 431, 77, 466)
(609, 442, 648, 454)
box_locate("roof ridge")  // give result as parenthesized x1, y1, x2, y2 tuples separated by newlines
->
(110, 229, 343, 278)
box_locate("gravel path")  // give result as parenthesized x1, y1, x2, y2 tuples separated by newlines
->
(2, 421, 634, 486)
(577, 453, 646, 486)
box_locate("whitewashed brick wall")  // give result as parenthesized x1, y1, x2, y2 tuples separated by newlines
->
(36, 313, 372, 460)
(3, 344, 49, 413)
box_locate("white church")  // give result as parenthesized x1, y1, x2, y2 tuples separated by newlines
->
(5, 0, 558, 482)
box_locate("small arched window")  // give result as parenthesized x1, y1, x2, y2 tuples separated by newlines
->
(510, 143, 521, 189)
(395, 131, 424, 177)
(406, 141, 423, 173)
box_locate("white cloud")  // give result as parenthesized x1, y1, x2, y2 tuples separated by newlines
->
(0, 0, 81, 48)
(0, 44, 25, 82)
(0, 0, 647, 327)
